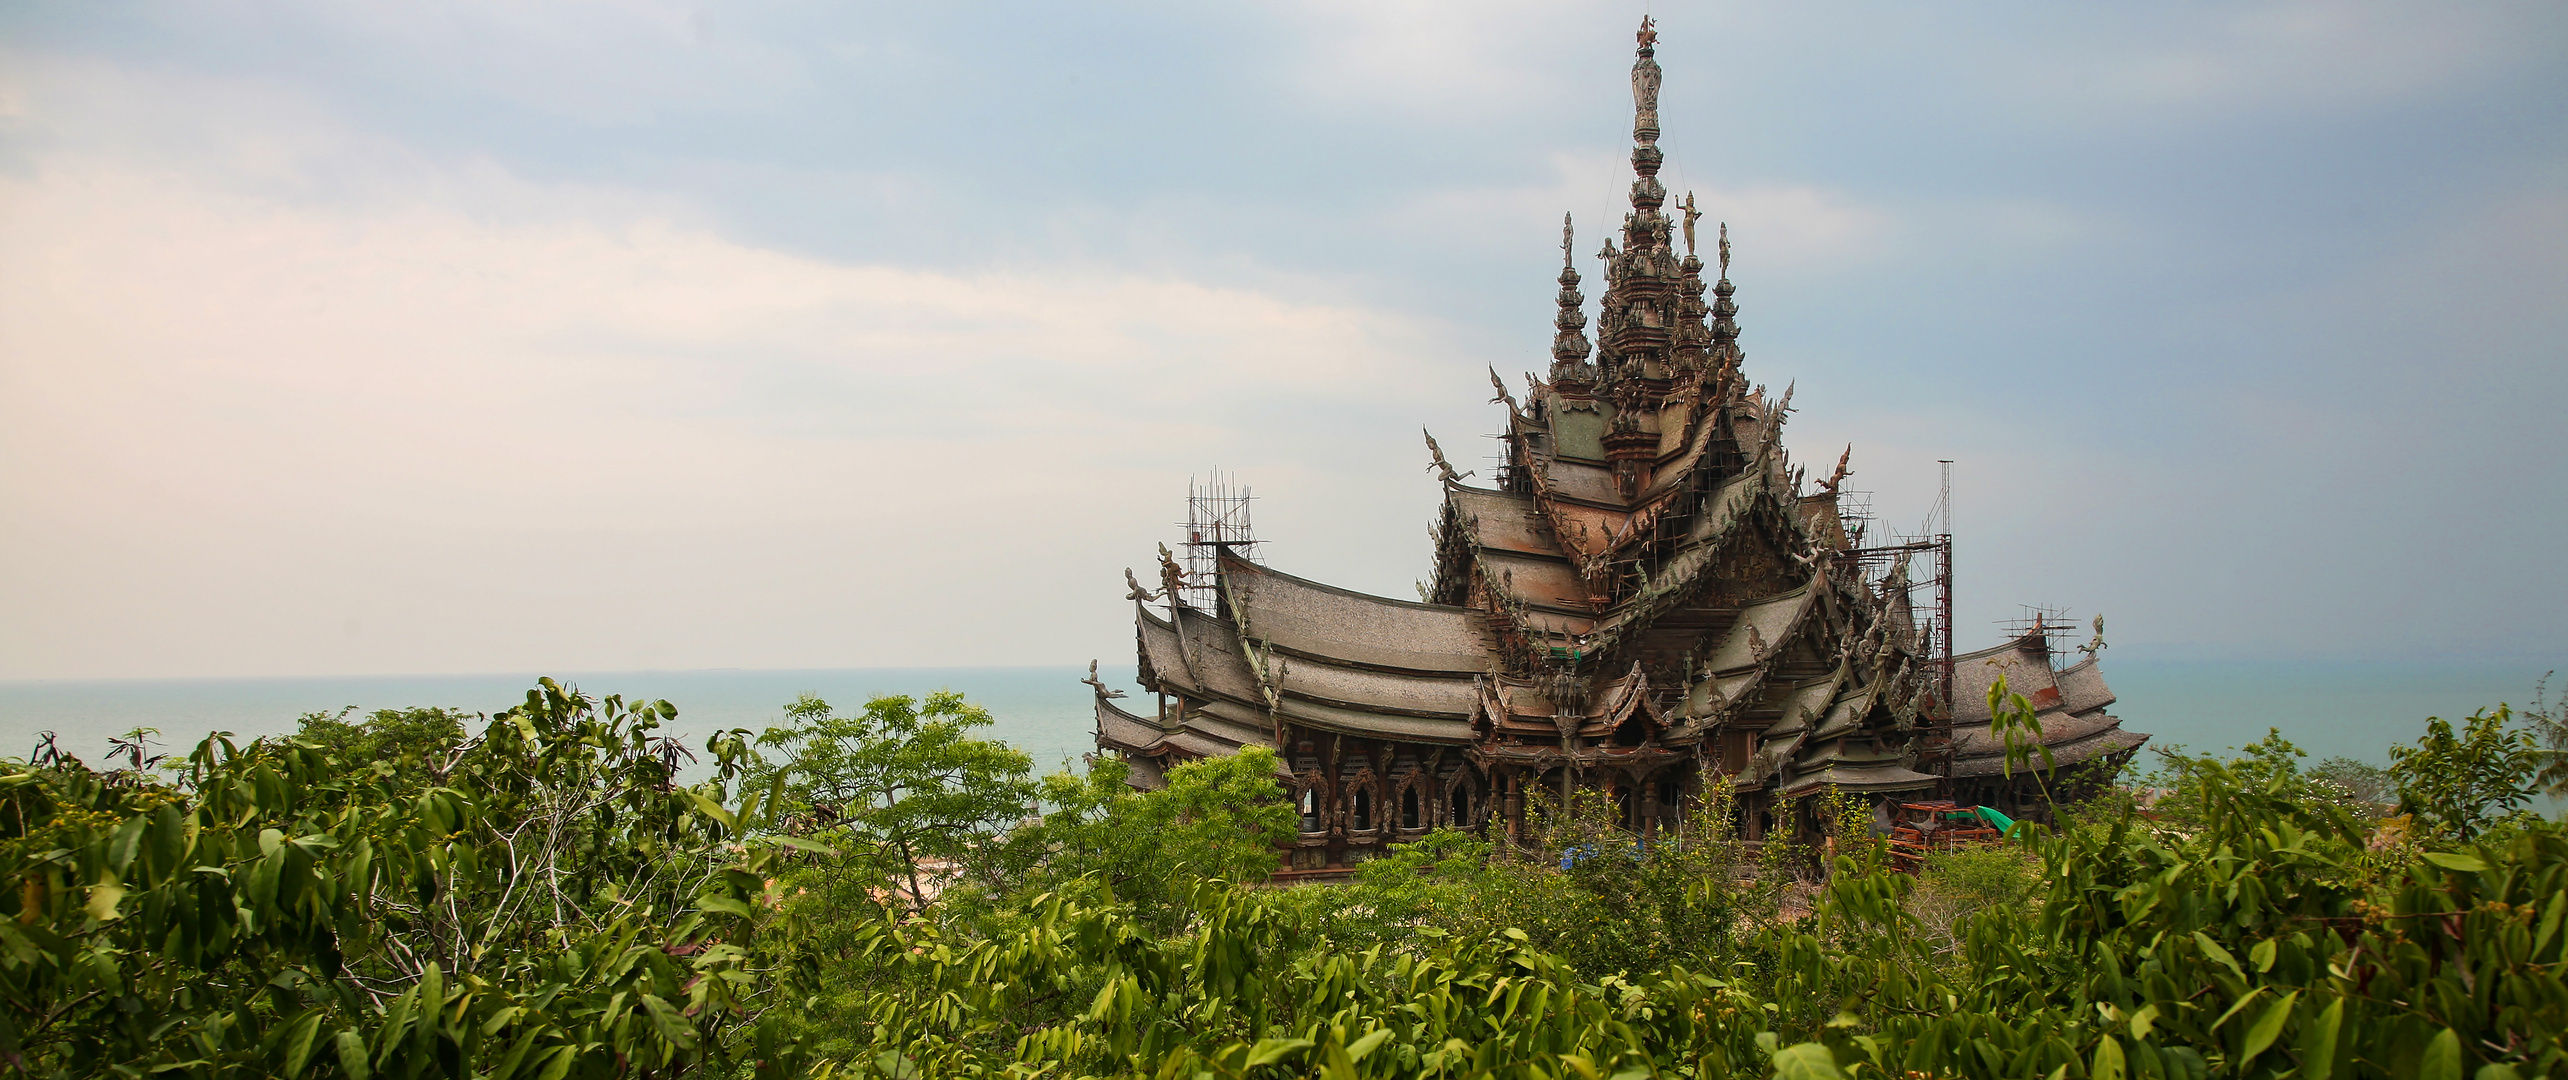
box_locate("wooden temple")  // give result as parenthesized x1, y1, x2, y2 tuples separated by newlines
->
(1091, 20, 2146, 874)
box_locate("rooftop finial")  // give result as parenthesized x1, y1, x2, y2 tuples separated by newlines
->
(1627, 18, 1666, 215)
(1710, 222, 1740, 356)
(1682, 192, 1701, 255)
(1551, 216, 1592, 373)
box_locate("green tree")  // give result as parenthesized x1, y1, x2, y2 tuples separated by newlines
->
(291, 705, 472, 772)
(2525, 670, 2568, 798)
(1018, 748, 1296, 928)
(2388, 707, 2543, 839)
(753, 692, 1036, 915)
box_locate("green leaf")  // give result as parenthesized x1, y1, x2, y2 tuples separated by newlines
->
(1321, 1039, 1357, 1080)
(761, 834, 835, 855)
(682, 790, 739, 832)
(277, 1010, 325, 1078)
(1770, 1042, 1846, 1080)
(2092, 1036, 2125, 1080)
(1244, 1038, 1313, 1067)
(2160, 1047, 2208, 1080)
(85, 879, 127, 922)
(532, 1046, 577, 1080)
(696, 895, 753, 920)
(1345, 1029, 1392, 1063)
(2299, 997, 2343, 1080)
(2422, 851, 2489, 873)
(2419, 1028, 2462, 1080)
(2239, 989, 2297, 1063)
(332, 1030, 372, 1080)
(2193, 931, 2245, 978)
(109, 815, 148, 875)
(639, 993, 698, 1050)
(2211, 987, 2266, 1032)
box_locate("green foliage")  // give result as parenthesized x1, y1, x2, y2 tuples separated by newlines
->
(2389, 707, 2544, 839)
(290, 706, 473, 773)
(2138, 730, 2387, 834)
(22, 678, 2566, 1078)
(753, 692, 1037, 913)
(1920, 844, 2038, 909)
(0, 679, 812, 1079)
(811, 752, 2566, 1079)
(1285, 783, 1788, 980)
(1005, 748, 1298, 930)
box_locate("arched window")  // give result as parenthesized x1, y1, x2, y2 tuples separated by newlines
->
(1401, 786, 1419, 829)
(1353, 788, 1372, 831)
(1299, 788, 1321, 832)
(1450, 786, 1470, 826)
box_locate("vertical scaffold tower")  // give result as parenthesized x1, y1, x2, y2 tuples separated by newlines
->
(1182, 471, 1259, 612)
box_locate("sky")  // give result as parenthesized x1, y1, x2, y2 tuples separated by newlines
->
(1, 1, 2562, 680)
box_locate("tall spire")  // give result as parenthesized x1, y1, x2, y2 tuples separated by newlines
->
(1550, 213, 1593, 382)
(1674, 192, 1711, 371)
(1710, 221, 1741, 372)
(1627, 17, 1667, 226)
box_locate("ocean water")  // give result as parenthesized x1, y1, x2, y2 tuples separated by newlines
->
(1, 658, 2557, 792)
(2101, 656, 2559, 767)
(0, 666, 1134, 777)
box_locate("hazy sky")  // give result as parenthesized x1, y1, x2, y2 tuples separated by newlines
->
(2, 1, 2562, 679)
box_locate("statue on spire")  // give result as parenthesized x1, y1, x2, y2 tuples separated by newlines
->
(1631, 18, 1662, 132)
(1423, 429, 1474, 484)
(1817, 444, 1854, 495)
(1682, 192, 1701, 255)
(1553, 224, 1593, 371)
(1718, 221, 1731, 277)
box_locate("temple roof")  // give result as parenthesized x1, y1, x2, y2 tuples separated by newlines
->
(1944, 635, 2147, 778)
(1701, 580, 1819, 673)
(1219, 556, 1494, 674)
(1135, 597, 1480, 747)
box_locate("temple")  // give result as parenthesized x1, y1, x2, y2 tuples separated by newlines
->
(1092, 20, 2146, 873)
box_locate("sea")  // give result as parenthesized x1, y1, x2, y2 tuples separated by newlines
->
(2, 656, 2558, 804)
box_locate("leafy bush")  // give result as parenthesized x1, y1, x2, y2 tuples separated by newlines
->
(20, 681, 2563, 1078)
(2390, 707, 2545, 839)
(0, 680, 811, 1079)
(813, 754, 2566, 1079)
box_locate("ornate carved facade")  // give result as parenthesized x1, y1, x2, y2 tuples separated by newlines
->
(1092, 20, 2146, 874)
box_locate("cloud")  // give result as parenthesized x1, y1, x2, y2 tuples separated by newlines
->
(1272, 0, 1602, 117)
(0, 151, 1465, 677)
